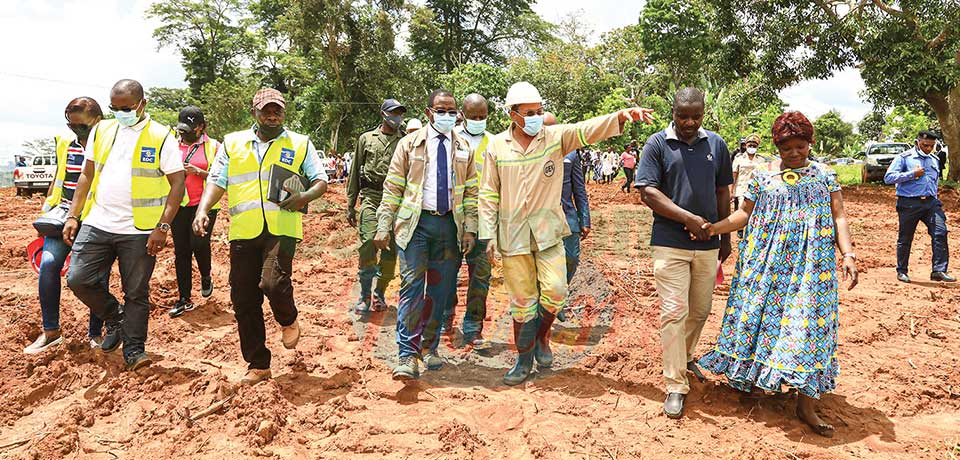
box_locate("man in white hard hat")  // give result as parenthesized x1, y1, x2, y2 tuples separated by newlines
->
(405, 118, 423, 135)
(479, 81, 654, 385)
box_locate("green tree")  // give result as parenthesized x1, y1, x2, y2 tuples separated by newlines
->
(196, 75, 262, 140)
(408, 0, 553, 73)
(147, 0, 257, 97)
(710, 0, 960, 179)
(883, 105, 936, 143)
(813, 110, 854, 157)
(857, 111, 886, 143)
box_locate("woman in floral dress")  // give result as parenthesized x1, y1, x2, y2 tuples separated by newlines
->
(698, 112, 859, 437)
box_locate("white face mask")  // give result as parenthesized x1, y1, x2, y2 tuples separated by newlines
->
(746, 147, 758, 155)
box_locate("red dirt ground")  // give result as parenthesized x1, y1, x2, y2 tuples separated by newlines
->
(0, 180, 958, 459)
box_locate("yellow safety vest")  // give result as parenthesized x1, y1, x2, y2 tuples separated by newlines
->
(474, 133, 489, 171)
(44, 134, 77, 210)
(223, 130, 310, 241)
(180, 137, 222, 209)
(80, 119, 174, 231)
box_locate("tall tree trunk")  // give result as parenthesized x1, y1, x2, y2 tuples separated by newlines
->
(925, 85, 960, 181)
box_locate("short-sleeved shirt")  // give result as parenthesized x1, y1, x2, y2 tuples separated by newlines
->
(732, 153, 769, 198)
(620, 151, 637, 169)
(634, 123, 733, 250)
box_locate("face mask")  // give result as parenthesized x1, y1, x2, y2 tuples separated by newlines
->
(383, 112, 403, 131)
(180, 130, 200, 144)
(465, 118, 487, 136)
(69, 124, 92, 141)
(256, 123, 285, 140)
(432, 113, 456, 134)
(521, 114, 543, 136)
(746, 147, 758, 155)
(112, 100, 142, 127)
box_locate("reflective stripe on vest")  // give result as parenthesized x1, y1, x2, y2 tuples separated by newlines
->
(223, 131, 309, 241)
(474, 134, 489, 171)
(44, 134, 76, 210)
(80, 118, 173, 231)
(180, 138, 222, 209)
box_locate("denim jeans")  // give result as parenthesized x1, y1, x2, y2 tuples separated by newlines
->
(449, 239, 489, 338)
(395, 212, 461, 358)
(67, 225, 154, 359)
(39, 235, 105, 337)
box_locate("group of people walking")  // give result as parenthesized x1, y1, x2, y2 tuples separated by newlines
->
(22, 78, 952, 438)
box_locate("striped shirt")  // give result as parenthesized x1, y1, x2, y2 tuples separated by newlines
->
(60, 140, 85, 205)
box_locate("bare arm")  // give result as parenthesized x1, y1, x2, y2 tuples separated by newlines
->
(830, 190, 858, 290)
(62, 160, 96, 246)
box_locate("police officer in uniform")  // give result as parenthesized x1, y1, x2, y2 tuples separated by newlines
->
(346, 99, 406, 312)
(884, 130, 954, 283)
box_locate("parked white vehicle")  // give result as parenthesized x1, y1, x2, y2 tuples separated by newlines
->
(14, 155, 56, 197)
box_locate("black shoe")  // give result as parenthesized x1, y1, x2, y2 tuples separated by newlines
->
(664, 393, 686, 419)
(931, 271, 956, 282)
(556, 308, 567, 322)
(125, 352, 153, 371)
(687, 361, 707, 383)
(168, 299, 194, 318)
(201, 277, 214, 297)
(897, 272, 911, 283)
(101, 322, 123, 353)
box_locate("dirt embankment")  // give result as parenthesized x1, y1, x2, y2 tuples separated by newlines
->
(0, 182, 957, 459)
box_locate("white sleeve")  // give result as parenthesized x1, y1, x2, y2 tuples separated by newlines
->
(159, 134, 185, 174)
(83, 128, 97, 164)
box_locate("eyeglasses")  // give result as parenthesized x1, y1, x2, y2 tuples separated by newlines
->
(109, 99, 142, 112)
(429, 108, 457, 116)
(512, 108, 544, 117)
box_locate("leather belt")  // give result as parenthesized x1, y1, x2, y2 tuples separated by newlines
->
(900, 195, 934, 200)
(423, 210, 451, 216)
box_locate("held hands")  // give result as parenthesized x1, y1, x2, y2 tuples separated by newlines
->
(373, 231, 391, 251)
(841, 256, 859, 290)
(279, 186, 310, 212)
(685, 215, 711, 241)
(619, 107, 656, 125)
(913, 166, 925, 179)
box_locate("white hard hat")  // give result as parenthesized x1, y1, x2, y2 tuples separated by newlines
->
(505, 81, 542, 107)
(406, 118, 422, 131)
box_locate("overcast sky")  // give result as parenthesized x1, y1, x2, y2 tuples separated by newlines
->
(1, 0, 870, 163)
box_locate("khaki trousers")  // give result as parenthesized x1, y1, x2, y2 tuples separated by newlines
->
(501, 243, 568, 323)
(652, 245, 718, 394)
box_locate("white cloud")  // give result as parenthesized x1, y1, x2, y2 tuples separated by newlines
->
(778, 68, 872, 124)
(533, 0, 645, 44)
(0, 0, 185, 163)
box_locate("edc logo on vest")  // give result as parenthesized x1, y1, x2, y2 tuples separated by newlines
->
(280, 148, 295, 165)
(140, 147, 156, 163)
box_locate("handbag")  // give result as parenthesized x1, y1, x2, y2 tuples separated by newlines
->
(33, 204, 70, 237)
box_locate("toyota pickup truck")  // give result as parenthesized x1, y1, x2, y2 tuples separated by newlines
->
(14, 155, 57, 197)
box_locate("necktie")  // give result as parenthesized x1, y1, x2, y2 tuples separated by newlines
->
(437, 134, 449, 215)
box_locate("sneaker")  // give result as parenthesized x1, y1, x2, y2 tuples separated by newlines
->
(100, 322, 123, 353)
(89, 336, 103, 349)
(424, 351, 443, 370)
(240, 369, 272, 386)
(353, 298, 371, 314)
(124, 352, 153, 371)
(168, 299, 195, 318)
(201, 277, 214, 297)
(23, 333, 62, 355)
(281, 319, 301, 349)
(392, 356, 419, 381)
(463, 332, 491, 350)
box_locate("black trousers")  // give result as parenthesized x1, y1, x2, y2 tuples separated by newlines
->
(230, 230, 298, 370)
(171, 205, 217, 301)
(896, 197, 949, 274)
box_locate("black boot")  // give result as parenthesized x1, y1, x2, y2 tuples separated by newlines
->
(504, 318, 539, 386)
(534, 308, 555, 368)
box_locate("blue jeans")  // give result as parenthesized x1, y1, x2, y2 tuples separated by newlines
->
(39, 236, 105, 337)
(395, 213, 461, 358)
(452, 239, 489, 338)
(563, 232, 581, 283)
(896, 196, 949, 274)
(67, 225, 154, 359)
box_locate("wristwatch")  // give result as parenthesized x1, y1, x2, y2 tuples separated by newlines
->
(156, 222, 171, 233)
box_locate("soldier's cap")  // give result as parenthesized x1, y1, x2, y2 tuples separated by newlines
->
(252, 88, 285, 110)
(918, 130, 939, 140)
(381, 99, 406, 113)
(176, 106, 204, 132)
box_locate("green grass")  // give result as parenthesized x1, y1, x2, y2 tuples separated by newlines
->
(831, 164, 863, 185)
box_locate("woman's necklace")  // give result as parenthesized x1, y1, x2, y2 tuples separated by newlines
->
(779, 161, 811, 185)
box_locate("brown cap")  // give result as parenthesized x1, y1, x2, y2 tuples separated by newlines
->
(252, 88, 285, 110)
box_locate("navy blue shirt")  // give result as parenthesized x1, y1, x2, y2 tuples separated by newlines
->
(634, 124, 733, 250)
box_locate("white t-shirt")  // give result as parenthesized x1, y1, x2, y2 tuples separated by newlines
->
(83, 115, 184, 234)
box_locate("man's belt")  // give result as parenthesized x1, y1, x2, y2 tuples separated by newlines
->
(899, 195, 935, 200)
(422, 209, 451, 217)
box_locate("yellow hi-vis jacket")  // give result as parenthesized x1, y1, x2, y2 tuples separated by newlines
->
(43, 133, 77, 211)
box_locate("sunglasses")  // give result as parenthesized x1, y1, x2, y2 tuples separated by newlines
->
(109, 99, 143, 112)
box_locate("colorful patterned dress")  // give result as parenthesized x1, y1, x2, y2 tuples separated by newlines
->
(699, 162, 841, 399)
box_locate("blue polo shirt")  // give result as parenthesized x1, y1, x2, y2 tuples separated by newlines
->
(883, 147, 939, 198)
(634, 124, 733, 250)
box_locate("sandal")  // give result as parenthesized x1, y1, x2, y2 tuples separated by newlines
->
(796, 407, 835, 438)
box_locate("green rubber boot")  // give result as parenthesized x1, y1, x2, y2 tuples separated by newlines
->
(503, 317, 539, 386)
(534, 308, 556, 368)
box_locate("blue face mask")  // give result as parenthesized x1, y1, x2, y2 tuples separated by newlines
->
(432, 113, 456, 134)
(521, 114, 543, 136)
(465, 118, 487, 136)
(113, 100, 142, 127)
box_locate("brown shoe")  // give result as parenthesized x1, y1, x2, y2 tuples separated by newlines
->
(281, 319, 300, 349)
(241, 369, 272, 386)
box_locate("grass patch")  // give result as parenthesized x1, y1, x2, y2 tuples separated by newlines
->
(831, 164, 863, 186)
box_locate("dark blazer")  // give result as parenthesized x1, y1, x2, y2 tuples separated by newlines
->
(562, 150, 591, 233)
